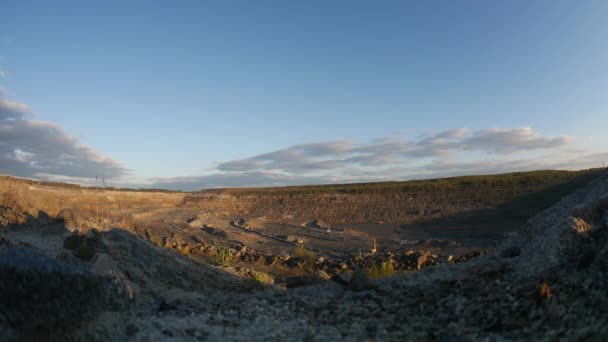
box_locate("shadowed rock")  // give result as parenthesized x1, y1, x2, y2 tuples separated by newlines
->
(0, 246, 106, 334)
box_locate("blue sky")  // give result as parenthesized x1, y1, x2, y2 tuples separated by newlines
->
(1, 1, 607, 189)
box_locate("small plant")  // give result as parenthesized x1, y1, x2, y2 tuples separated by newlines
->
(251, 268, 274, 285)
(150, 235, 165, 247)
(294, 245, 316, 272)
(213, 242, 235, 266)
(368, 258, 395, 279)
(294, 245, 314, 258)
(178, 245, 191, 256)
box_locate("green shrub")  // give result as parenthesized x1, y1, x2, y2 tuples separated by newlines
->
(150, 235, 165, 247)
(213, 242, 234, 266)
(368, 258, 395, 279)
(294, 245, 315, 258)
(178, 245, 191, 256)
(294, 246, 316, 272)
(252, 269, 274, 285)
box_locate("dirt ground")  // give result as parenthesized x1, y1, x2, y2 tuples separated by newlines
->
(0, 175, 525, 260)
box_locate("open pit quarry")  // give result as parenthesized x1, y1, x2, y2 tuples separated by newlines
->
(1, 168, 607, 340)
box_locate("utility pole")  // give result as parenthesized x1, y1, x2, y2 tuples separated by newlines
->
(96, 174, 99, 223)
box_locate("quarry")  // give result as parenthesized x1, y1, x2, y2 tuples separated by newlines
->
(1, 168, 607, 340)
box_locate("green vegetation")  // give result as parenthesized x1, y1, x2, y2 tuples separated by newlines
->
(213, 242, 235, 266)
(368, 258, 395, 279)
(197, 169, 602, 195)
(294, 245, 317, 272)
(178, 245, 192, 256)
(150, 235, 165, 247)
(251, 269, 274, 285)
(294, 245, 315, 258)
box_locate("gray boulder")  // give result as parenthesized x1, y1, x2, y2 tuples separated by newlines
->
(0, 246, 106, 334)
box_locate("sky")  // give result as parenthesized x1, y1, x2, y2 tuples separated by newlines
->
(1, 0, 607, 190)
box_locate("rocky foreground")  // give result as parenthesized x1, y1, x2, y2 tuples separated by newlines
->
(1, 172, 608, 341)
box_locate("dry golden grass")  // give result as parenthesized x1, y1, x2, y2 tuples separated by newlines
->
(0, 175, 184, 227)
(0, 177, 31, 211)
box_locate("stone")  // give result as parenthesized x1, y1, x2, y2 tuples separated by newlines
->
(332, 272, 353, 285)
(104, 271, 136, 311)
(577, 250, 596, 270)
(87, 233, 110, 253)
(285, 275, 326, 288)
(0, 246, 107, 333)
(286, 257, 305, 268)
(125, 324, 140, 337)
(28, 208, 52, 226)
(75, 243, 96, 261)
(85, 228, 99, 239)
(317, 270, 331, 280)
(63, 233, 86, 250)
(349, 270, 375, 292)
(573, 217, 593, 234)
(500, 246, 521, 258)
(0, 206, 29, 227)
(417, 254, 428, 270)
(202, 227, 227, 238)
(158, 299, 177, 312)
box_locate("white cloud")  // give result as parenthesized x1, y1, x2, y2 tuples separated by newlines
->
(151, 127, 590, 190)
(0, 85, 129, 180)
(458, 127, 572, 153)
(0, 98, 31, 120)
(215, 127, 571, 174)
(148, 171, 339, 190)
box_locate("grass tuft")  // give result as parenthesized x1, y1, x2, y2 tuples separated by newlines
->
(294, 245, 317, 272)
(368, 258, 395, 279)
(150, 235, 165, 247)
(213, 242, 235, 266)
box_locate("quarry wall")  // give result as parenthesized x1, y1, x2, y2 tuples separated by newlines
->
(182, 190, 512, 224)
(181, 170, 603, 224)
